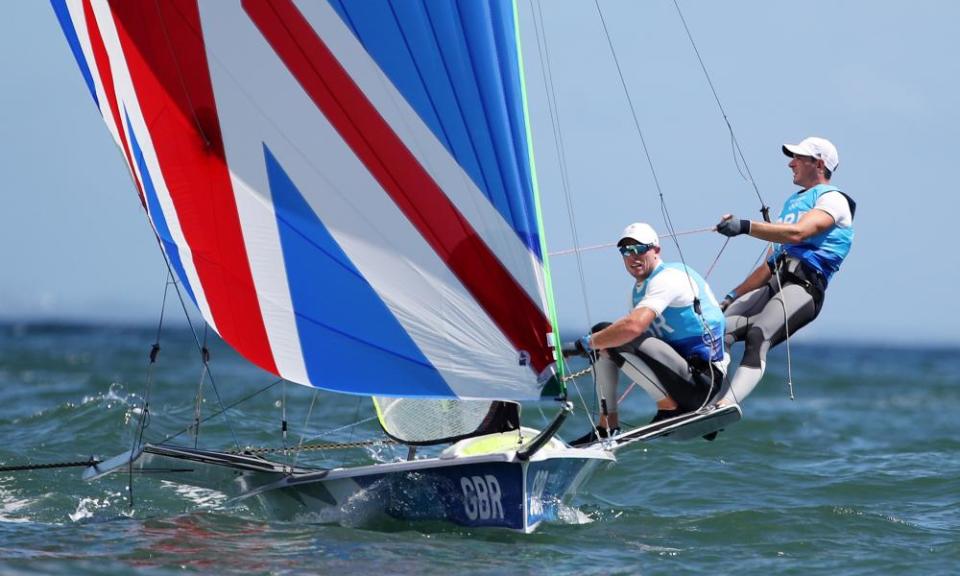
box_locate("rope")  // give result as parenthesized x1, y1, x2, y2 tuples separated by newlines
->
(560, 365, 595, 382)
(771, 265, 796, 400)
(226, 438, 397, 457)
(704, 237, 731, 281)
(0, 458, 101, 473)
(549, 226, 717, 257)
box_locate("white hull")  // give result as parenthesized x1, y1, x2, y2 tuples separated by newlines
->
(86, 437, 613, 533)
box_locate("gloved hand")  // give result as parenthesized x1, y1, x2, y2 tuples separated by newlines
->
(562, 334, 598, 361)
(716, 216, 751, 237)
(575, 334, 593, 357)
(719, 290, 736, 312)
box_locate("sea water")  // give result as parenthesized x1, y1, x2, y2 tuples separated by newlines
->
(1, 323, 957, 575)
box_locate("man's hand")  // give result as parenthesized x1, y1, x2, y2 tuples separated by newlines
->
(562, 334, 598, 362)
(716, 214, 751, 237)
(719, 290, 737, 312)
(575, 335, 592, 356)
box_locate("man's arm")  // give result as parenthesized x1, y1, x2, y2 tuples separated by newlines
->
(724, 209, 836, 244)
(589, 307, 655, 350)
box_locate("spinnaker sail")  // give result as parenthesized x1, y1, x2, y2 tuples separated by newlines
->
(52, 0, 561, 400)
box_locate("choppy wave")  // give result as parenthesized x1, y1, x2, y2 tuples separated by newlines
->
(1, 323, 958, 574)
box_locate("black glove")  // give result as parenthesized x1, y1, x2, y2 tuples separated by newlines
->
(562, 335, 598, 362)
(716, 216, 751, 237)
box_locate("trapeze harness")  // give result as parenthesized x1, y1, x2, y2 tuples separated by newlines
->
(728, 184, 856, 369)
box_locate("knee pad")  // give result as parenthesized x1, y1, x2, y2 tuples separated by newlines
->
(742, 325, 765, 368)
(607, 349, 626, 368)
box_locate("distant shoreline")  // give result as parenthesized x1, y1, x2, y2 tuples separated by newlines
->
(2, 319, 957, 351)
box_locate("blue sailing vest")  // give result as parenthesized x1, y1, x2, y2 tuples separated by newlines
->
(767, 184, 855, 283)
(632, 262, 725, 362)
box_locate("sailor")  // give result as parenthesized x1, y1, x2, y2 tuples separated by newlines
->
(568, 222, 727, 446)
(714, 136, 855, 406)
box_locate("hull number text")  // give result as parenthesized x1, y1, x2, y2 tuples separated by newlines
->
(461, 475, 503, 521)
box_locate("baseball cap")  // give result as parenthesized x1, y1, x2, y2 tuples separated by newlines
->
(618, 222, 659, 247)
(782, 137, 839, 172)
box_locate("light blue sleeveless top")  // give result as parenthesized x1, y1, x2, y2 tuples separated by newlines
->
(632, 262, 724, 362)
(767, 184, 855, 282)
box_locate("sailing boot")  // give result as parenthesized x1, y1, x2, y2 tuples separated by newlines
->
(649, 408, 681, 424)
(569, 425, 620, 447)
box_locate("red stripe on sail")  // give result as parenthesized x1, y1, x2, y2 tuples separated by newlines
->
(81, 0, 146, 210)
(243, 0, 553, 373)
(107, 1, 278, 375)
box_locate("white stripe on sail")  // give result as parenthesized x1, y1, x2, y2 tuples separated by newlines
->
(62, 1, 124, 167)
(296, 0, 548, 313)
(197, 3, 309, 385)
(196, 3, 539, 399)
(88, 1, 219, 335)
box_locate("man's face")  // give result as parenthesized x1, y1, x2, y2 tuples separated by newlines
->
(789, 154, 823, 188)
(620, 242, 660, 282)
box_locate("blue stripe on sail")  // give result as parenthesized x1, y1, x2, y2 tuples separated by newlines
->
(125, 110, 198, 308)
(50, 0, 100, 109)
(328, 0, 541, 259)
(264, 145, 455, 397)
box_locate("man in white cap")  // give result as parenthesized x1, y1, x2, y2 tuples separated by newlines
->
(567, 222, 727, 446)
(714, 137, 855, 407)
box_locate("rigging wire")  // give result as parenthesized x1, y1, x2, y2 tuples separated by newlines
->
(593, 0, 720, 403)
(144, 230, 243, 450)
(592, 0, 697, 298)
(190, 326, 210, 448)
(530, 0, 597, 335)
(671, 0, 799, 401)
(291, 390, 320, 471)
(671, 0, 768, 220)
(529, 0, 601, 426)
(126, 268, 173, 509)
(155, 378, 284, 446)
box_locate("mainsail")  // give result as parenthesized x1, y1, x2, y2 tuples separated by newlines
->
(52, 0, 561, 401)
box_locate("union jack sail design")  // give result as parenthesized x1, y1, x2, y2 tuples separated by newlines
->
(52, 0, 559, 400)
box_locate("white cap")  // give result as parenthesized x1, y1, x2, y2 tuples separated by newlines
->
(782, 137, 839, 172)
(618, 222, 659, 247)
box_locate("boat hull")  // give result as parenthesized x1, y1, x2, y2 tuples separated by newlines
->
(85, 443, 612, 533)
(255, 450, 608, 532)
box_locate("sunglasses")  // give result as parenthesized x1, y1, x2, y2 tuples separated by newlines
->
(618, 243, 655, 257)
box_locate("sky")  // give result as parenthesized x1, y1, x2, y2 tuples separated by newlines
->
(1, 1, 958, 345)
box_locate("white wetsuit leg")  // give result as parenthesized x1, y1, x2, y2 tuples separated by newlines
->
(593, 354, 622, 417)
(608, 336, 716, 413)
(720, 282, 820, 404)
